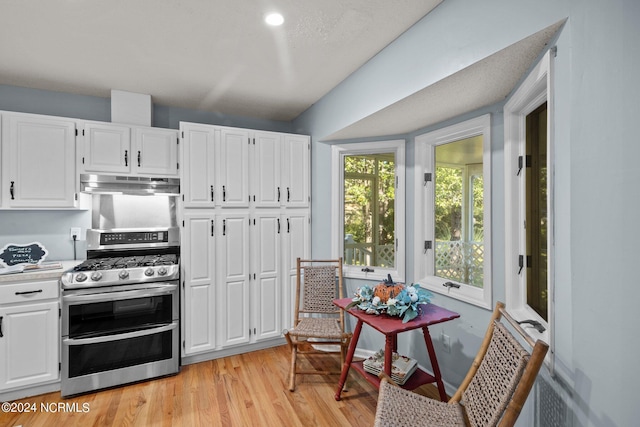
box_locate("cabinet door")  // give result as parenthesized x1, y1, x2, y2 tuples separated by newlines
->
(181, 123, 216, 207)
(0, 301, 59, 391)
(182, 212, 216, 355)
(251, 213, 282, 341)
(282, 211, 311, 330)
(217, 213, 250, 347)
(252, 132, 281, 207)
(134, 127, 179, 176)
(219, 128, 249, 208)
(82, 123, 131, 173)
(282, 135, 310, 208)
(3, 114, 76, 208)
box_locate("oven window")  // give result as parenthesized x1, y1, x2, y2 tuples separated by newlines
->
(68, 330, 173, 378)
(68, 294, 173, 338)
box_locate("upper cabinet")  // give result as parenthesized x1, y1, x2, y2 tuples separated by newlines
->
(181, 123, 216, 208)
(80, 122, 178, 177)
(219, 128, 249, 208)
(1, 113, 77, 208)
(251, 131, 281, 208)
(81, 123, 130, 174)
(282, 134, 310, 208)
(181, 122, 309, 209)
(134, 127, 179, 176)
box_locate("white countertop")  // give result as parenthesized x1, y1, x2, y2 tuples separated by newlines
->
(0, 260, 82, 284)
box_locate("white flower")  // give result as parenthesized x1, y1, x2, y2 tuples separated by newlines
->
(410, 293, 418, 302)
(406, 286, 416, 294)
(372, 296, 381, 306)
(387, 298, 397, 306)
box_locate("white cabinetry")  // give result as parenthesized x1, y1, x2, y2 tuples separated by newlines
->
(0, 279, 59, 393)
(182, 212, 216, 355)
(1, 113, 76, 208)
(251, 212, 282, 341)
(282, 210, 311, 330)
(134, 127, 179, 176)
(219, 128, 249, 208)
(181, 123, 216, 207)
(251, 132, 281, 207)
(180, 122, 310, 360)
(81, 122, 178, 177)
(81, 122, 130, 174)
(217, 213, 250, 347)
(282, 134, 310, 208)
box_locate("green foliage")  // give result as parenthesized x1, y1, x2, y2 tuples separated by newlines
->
(344, 155, 395, 245)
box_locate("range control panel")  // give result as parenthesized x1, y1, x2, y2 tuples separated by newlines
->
(99, 231, 169, 245)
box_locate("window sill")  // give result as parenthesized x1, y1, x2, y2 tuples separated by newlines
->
(415, 276, 491, 310)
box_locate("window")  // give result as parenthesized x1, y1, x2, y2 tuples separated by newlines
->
(504, 50, 553, 344)
(414, 115, 492, 308)
(332, 140, 405, 281)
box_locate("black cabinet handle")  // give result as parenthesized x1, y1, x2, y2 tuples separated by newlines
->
(287, 218, 290, 233)
(223, 219, 226, 236)
(222, 185, 226, 202)
(277, 218, 281, 234)
(10, 181, 15, 200)
(287, 187, 290, 202)
(277, 187, 281, 202)
(124, 150, 128, 166)
(137, 151, 141, 167)
(211, 220, 214, 237)
(210, 185, 214, 202)
(15, 289, 43, 295)
(0, 316, 3, 338)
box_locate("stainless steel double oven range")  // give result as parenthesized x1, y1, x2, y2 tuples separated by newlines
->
(60, 176, 180, 397)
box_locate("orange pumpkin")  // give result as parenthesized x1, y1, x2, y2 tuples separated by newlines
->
(373, 282, 404, 303)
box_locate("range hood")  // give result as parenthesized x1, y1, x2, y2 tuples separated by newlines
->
(80, 174, 180, 195)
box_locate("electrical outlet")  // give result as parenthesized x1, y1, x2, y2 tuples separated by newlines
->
(70, 227, 81, 241)
(442, 333, 451, 353)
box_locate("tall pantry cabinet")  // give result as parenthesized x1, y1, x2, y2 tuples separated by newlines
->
(179, 122, 310, 359)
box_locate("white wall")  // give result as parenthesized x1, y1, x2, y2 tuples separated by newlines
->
(294, 0, 640, 425)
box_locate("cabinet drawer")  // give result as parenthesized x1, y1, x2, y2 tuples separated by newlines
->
(0, 280, 59, 304)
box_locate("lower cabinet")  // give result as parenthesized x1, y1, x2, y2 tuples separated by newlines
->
(0, 280, 59, 393)
(182, 212, 217, 355)
(181, 209, 309, 358)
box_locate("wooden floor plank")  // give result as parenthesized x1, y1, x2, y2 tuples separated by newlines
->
(0, 344, 442, 426)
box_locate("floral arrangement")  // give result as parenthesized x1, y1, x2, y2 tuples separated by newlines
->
(347, 282, 432, 323)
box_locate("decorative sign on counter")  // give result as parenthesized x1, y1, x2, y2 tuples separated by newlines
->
(0, 242, 49, 267)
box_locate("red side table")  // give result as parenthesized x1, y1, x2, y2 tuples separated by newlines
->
(333, 298, 459, 401)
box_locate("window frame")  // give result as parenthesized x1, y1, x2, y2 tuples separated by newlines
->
(414, 114, 492, 309)
(331, 139, 405, 281)
(504, 50, 553, 346)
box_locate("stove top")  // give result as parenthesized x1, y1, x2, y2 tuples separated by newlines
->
(61, 254, 179, 290)
(73, 254, 178, 271)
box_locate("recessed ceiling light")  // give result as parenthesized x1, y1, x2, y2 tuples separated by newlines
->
(265, 13, 284, 26)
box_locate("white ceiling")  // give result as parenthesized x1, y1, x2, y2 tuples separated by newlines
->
(0, 0, 442, 122)
(0, 1, 562, 139)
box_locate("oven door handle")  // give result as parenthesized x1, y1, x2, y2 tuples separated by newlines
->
(63, 322, 177, 345)
(62, 284, 177, 304)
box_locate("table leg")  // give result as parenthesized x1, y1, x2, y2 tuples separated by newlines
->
(422, 327, 447, 401)
(384, 334, 395, 376)
(335, 319, 363, 401)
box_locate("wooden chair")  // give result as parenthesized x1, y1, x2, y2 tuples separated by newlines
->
(373, 301, 549, 427)
(284, 258, 352, 392)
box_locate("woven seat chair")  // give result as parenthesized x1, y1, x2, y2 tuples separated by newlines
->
(284, 258, 352, 392)
(374, 301, 549, 427)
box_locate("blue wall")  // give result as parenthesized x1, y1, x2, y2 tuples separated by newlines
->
(294, 0, 640, 425)
(0, 84, 294, 133)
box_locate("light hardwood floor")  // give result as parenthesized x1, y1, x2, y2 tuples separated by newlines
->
(1, 344, 441, 426)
